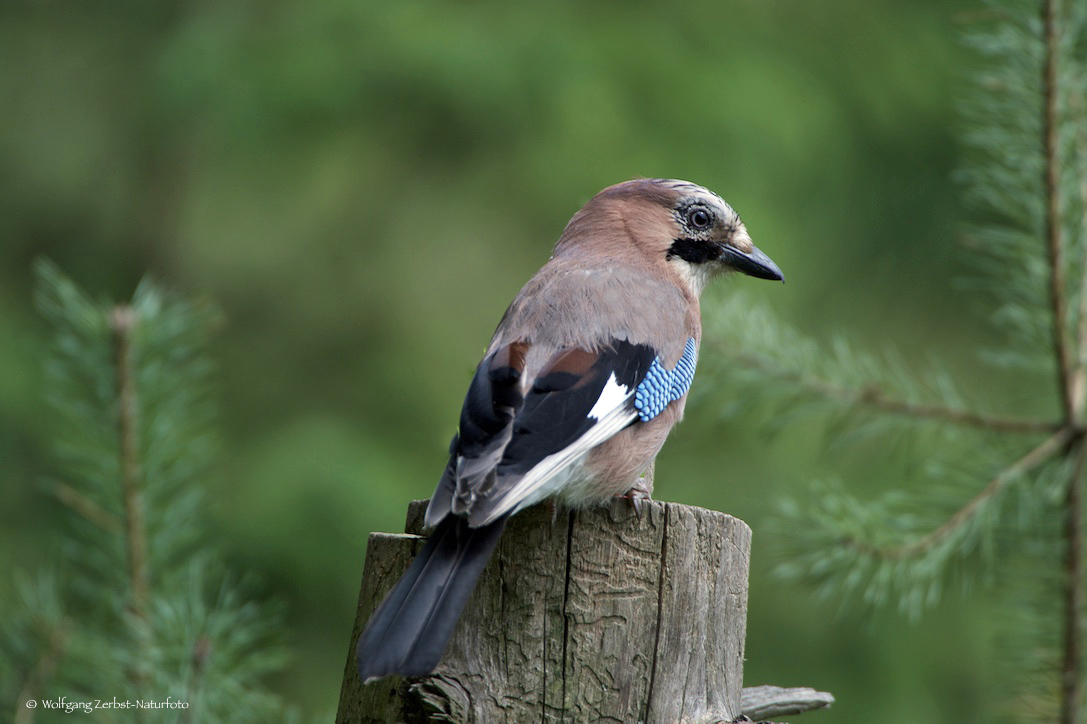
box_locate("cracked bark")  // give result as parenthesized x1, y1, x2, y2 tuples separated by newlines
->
(337, 499, 751, 723)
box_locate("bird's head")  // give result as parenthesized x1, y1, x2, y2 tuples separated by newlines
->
(555, 178, 784, 296)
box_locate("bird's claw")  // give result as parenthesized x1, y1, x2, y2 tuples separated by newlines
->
(615, 482, 653, 519)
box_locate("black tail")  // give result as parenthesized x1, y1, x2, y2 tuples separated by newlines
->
(356, 514, 509, 681)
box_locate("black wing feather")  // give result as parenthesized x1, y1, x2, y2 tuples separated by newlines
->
(496, 339, 656, 477)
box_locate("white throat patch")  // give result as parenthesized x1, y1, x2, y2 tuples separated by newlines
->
(668, 256, 716, 297)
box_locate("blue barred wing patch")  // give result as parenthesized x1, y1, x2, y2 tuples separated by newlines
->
(633, 338, 698, 422)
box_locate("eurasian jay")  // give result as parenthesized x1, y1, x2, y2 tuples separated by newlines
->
(356, 178, 783, 681)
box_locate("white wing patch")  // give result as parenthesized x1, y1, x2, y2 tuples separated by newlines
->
(474, 374, 638, 525)
(588, 373, 629, 419)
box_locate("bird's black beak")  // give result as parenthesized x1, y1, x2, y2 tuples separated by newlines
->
(718, 243, 784, 282)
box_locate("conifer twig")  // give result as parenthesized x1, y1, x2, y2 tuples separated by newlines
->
(50, 481, 122, 535)
(851, 427, 1072, 560)
(111, 306, 149, 617)
(110, 305, 150, 714)
(851, 387, 1056, 434)
(1061, 441, 1085, 724)
(1041, 1, 1084, 719)
(734, 353, 1055, 433)
(1042, 0, 1073, 423)
(1073, 76, 1087, 421)
(1066, 59, 1087, 724)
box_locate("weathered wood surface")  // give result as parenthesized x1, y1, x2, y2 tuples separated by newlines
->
(337, 498, 752, 723)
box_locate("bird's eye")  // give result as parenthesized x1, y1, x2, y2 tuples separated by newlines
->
(687, 207, 712, 230)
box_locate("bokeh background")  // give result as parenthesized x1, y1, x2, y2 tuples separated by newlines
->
(3, 0, 1015, 720)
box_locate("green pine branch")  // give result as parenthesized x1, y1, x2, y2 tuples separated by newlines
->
(0, 261, 289, 722)
(697, 0, 1087, 719)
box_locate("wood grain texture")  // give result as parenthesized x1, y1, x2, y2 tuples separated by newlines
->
(337, 532, 424, 723)
(338, 499, 751, 723)
(648, 503, 751, 722)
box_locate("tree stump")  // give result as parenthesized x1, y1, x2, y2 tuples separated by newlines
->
(337, 499, 751, 723)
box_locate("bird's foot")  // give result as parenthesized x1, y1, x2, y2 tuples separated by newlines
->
(615, 481, 653, 519)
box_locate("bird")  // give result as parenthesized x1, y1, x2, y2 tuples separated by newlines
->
(356, 177, 783, 682)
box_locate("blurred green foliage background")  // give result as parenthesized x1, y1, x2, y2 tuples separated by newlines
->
(2, 0, 1022, 720)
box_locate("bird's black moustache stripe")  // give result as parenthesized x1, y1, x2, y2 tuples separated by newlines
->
(667, 237, 717, 265)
